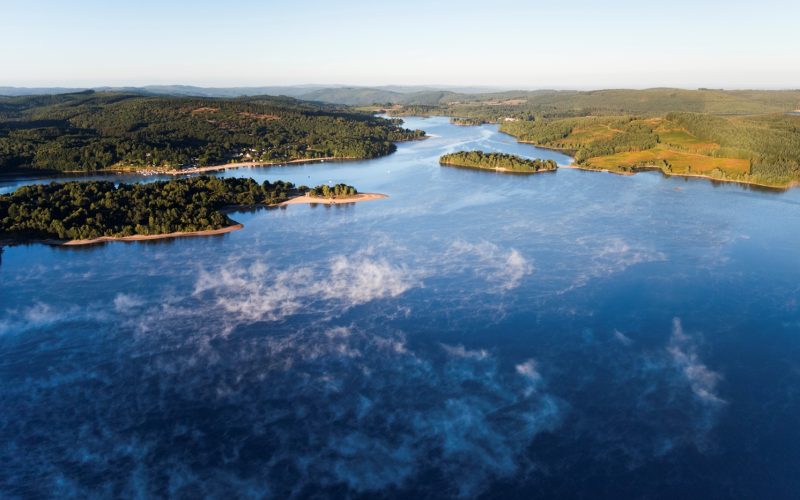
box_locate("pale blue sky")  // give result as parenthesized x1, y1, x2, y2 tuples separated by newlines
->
(2, 0, 799, 89)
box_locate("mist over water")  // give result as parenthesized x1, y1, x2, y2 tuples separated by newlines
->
(2, 117, 800, 498)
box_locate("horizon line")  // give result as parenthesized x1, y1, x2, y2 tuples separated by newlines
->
(2, 83, 800, 92)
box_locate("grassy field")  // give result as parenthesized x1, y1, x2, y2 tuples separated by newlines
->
(553, 117, 626, 147)
(374, 88, 800, 187)
(585, 144, 750, 175)
(500, 115, 779, 183)
(653, 121, 719, 154)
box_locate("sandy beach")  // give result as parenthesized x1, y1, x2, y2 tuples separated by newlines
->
(59, 224, 244, 246)
(279, 193, 387, 206)
(162, 157, 360, 175)
(35, 193, 386, 246)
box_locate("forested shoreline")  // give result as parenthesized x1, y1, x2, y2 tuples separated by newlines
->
(2, 87, 799, 188)
(366, 88, 800, 188)
(0, 91, 424, 174)
(499, 113, 800, 187)
(0, 176, 360, 242)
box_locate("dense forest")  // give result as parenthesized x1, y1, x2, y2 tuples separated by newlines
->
(450, 117, 487, 126)
(14, 87, 798, 116)
(440, 151, 558, 173)
(0, 176, 358, 241)
(666, 112, 800, 182)
(501, 116, 658, 161)
(365, 88, 800, 119)
(0, 91, 424, 174)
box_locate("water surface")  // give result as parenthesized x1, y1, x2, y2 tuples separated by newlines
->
(2, 117, 800, 498)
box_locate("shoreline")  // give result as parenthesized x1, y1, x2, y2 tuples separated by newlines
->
(60, 157, 363, 176)
(559, 164, 634, 176)
(440, 161, 556, 175)
(513, 138, 578, 156)
(60, 223, 244, 246)
(162, 157, 362, 175)
(0, 223, 245, 248)
(504, 133, 795, 190)
(71, 135, 429, 176)
(568, 163, 794, 191)
(647, 169, 795, 191)
(1, 192, 388, 247)
(279, 192, 387, 206)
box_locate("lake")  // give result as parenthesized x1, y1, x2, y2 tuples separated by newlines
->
(2, 116, 800, 498)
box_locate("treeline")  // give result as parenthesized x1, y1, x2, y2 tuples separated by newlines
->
(0, 91, 425, 173)
(381, 89, 800, 127)
(450, 117, 487, 126)
(666, 112, 800, 183)
(501, 118, 578, 146)
(499, 111, 800, 185)
(0, 176, 347, 241)
(440, 151, 557, 173)
(500, 116, 657, 161)
(573, 121, 657, 162)
(384, 105, 441, 117)
(308, 183, 357, 198)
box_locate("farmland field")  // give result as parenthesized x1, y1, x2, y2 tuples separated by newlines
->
(585, 144, 750, 175)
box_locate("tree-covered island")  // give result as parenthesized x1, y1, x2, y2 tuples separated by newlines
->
(0, 176, 369, 244)
(450, 117, 487, 126)
(439, 151, 558, 173)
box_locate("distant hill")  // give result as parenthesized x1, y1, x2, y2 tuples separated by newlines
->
(0, 87, 87, 96)
(3, 86, 798, 115)
(0, 91, 424, 173)
(117, 85, 321, 98)
(0, 85, 494, 102)
(298, 88, 457, 106)
(385, 88, 800, 119)
(297, 87, 406, 106)
(0, 85, 327, 98)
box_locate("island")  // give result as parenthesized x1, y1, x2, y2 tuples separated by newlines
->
(0, 176, 383, 245)
(450, 117, 487, 126)
(439, 151, 558, 174)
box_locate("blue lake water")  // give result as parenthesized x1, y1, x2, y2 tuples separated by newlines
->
(2, 117, 800, 498)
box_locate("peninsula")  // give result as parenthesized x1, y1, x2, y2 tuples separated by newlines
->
(440, 151, 558, 174)
(499, 114, 800, 189)
(280, 183, 387, 206)
(373, 88, 800, 189)
(0, 176, 382, 245)
(0, 91, 425, 176)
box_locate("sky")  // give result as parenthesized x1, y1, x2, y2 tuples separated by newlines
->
(2, 0, 799, 89)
